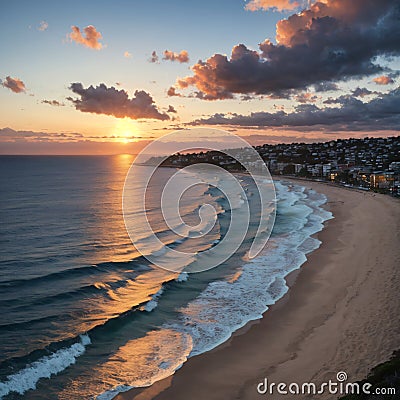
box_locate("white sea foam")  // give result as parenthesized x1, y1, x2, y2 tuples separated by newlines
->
(90, 180, 333, 400)
(96, 385, 134, 400)
(176, 271, 189, 282)
(164, 180, 333, 356)
(143, 288, 164, 312)
(0, 334, 91, 398)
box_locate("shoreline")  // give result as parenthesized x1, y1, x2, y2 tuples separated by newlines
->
(116, 179, 400, 400)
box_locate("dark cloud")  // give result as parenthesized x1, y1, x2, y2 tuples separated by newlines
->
(174, 0, 400, 100)
(240, 95, 255, 101)
(312, 82, 339, 92)
(351, 87, 380, 98)
(191, 89, 233, 100)
(68, 83, 170, 120)
(266, 89, 294, 100)
(41, 99, 65, 106)
(163, 50, 189, 63)
(323, 96, 348, 104)
(167, 105, 177, 113)
(69, 25, 103, 50)
(149, 51, 159, 63)
(2, 76, 26, 93)
(189, 87, 400, 131)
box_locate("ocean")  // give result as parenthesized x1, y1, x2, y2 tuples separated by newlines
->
(0, 155, 332, 399)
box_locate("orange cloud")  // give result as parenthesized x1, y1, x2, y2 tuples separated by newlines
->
(174, 0, 399, 100)
(163, 50, 189, 63)
(2, 76, 26, 93)
(275, 0, 365, 46)
(69, 25, 103, 50)
(167, 86, 183, 97)
(373, 75, 394, 85)
(294, 92, 318, 103)
(245, 0, 302, 12)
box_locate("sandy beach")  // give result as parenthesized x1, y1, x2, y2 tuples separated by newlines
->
(117, 180, 400, 400)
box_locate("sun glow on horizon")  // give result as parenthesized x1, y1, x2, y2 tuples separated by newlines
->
(113, 118, 140, 143)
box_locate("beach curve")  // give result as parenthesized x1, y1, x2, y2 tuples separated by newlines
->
(116, 179, 400, 400)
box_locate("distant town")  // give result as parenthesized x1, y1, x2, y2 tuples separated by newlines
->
(147, 136, 400, 196)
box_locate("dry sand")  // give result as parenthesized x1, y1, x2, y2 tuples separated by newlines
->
(117, 180, 400, 400)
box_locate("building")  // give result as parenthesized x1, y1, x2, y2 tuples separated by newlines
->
(370, 172, 395, 189)
(389, 162, 400, 172)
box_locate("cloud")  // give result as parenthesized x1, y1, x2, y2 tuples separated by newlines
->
(149, 51, 159, 63)
(167, 86, 183, 97)
(245, 0, 303, 12)
(2, 76, 26, 93)
(0, 128, 154, 155)
(38, 21, 48, 31)
(174, 0, 400, 100)
(0, 127, 83, 141)
(0, 127, 155, 143)
(323, 95, 353, 105)
(312, 82, 339, 92)
(294, 92, 319, 103)
(124, 51, 133, 58)
(351, 87, 380, 98)
(149, 50, 189, 63)
(167, 105, 177, 113)
(189, 87, 400, 131)
(240, 94, 256, 101)
(322, 97, 341, 105)
(41, 99, 65, 106)
(373, 75, 395, 85)
(69, 25, 103, 50)
(163, 50, 189, 63)
(67, 83, 170, 120)
(2, 127, 393, 155)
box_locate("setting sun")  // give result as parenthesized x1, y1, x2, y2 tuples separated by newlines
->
(114, 118, 139, 143)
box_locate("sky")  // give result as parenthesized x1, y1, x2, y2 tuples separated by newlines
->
(0, 0, 399, 154)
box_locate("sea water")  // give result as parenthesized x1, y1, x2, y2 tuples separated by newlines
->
(0, 156, 332, 399)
